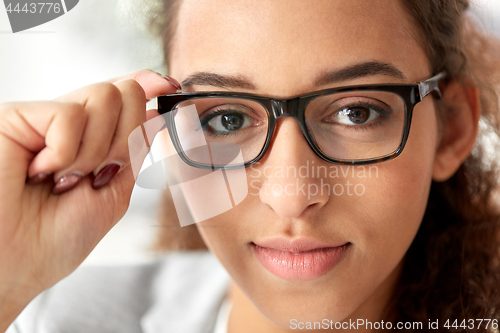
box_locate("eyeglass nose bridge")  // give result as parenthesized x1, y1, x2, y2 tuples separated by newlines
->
(270, 97, 301, 119)
(268, 97, 318, 154)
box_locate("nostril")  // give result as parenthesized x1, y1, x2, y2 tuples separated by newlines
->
(258, 171, 330, 220)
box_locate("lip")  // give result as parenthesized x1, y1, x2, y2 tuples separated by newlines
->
(252, 237, 350, 281)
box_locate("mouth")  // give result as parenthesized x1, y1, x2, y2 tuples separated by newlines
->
(251, 238, 351, 281)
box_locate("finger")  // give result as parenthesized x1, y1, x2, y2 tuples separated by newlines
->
(87, 108, 163, 223)
(0, 101, 87, 179)
(107, 69, 181, 100)
(90, 79, 147, 189)
(53, 82, 123, 182)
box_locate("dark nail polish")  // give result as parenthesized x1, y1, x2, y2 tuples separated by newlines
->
(52, 172, 83, 195)
(28, 172, 51, 184)
(92, 163, 121, 189)
(161, 75, 182, 90)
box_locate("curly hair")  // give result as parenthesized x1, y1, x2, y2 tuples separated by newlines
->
(145, 0, 500, 330)
(390, 1, 500, 330)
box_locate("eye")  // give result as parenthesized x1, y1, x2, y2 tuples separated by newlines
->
(337, 106, 378, 125)
(207, 112, 251, 132)
(331, 105, 385, 126)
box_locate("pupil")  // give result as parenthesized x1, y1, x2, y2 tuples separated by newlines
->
(221, 113, 244, 130)
(347, 107, 370, 124)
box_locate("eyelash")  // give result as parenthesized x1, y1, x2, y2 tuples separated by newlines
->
(199, 108, 253, 137)
(194, 99, 392, 138)
(325, 102, 391, 131)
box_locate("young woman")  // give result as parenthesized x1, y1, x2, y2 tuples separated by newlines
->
(1, 0, 500, 332)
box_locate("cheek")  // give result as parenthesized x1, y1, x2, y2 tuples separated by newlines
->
(196, 101, 439, 325)
(346, 99, 438, 285)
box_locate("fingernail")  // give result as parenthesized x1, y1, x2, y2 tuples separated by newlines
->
(52, 172, 83, 195)
(92, 163, 121, 189)
(27, 172, 51, 184)
(161, 75, 182, 90)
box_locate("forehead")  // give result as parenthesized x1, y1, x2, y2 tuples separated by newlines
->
(170, 0, 430, 95)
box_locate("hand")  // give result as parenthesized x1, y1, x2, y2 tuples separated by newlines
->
(0, 69, 180, 329)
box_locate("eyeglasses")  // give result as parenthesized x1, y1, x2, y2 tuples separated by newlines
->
(157, 72, 446, 170)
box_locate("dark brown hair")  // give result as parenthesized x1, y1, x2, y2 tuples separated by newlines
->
(146, 0, 500, 330)
(391, 1, 500, 329)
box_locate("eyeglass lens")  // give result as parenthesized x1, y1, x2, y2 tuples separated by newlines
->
(168, 91, 406, 167)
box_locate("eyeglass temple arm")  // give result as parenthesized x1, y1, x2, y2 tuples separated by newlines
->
(418, 71, 447, 100)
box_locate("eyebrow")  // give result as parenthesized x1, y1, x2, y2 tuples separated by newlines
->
(181, 72, 256, 90)
(314, 61, 406, 86)
(180, 61, 406, 90)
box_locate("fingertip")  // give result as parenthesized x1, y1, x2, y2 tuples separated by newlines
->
(108, 69, 181, 100)
(143, 72, 181, 99)
(160, 75, 182, 90)
(92, 162, 122, 189)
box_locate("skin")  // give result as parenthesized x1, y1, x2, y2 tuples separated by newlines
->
(0, 0, 478, 332)
(0, 71, 176, 331)
(167, 0, 480, 332)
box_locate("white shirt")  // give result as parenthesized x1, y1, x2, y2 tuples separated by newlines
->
(7, 251, 231, 333)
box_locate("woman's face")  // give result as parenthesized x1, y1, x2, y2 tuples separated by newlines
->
(168, 0, 438, 327)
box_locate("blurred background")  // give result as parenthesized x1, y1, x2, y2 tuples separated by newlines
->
(1, 0, 500, 265)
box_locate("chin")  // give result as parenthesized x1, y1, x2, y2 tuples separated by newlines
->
(256, 295, 360, 329)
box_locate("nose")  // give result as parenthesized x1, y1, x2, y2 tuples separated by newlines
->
(257, 117, 330, 218)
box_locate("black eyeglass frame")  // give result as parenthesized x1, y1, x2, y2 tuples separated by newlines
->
(157, 72, 446, 170)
